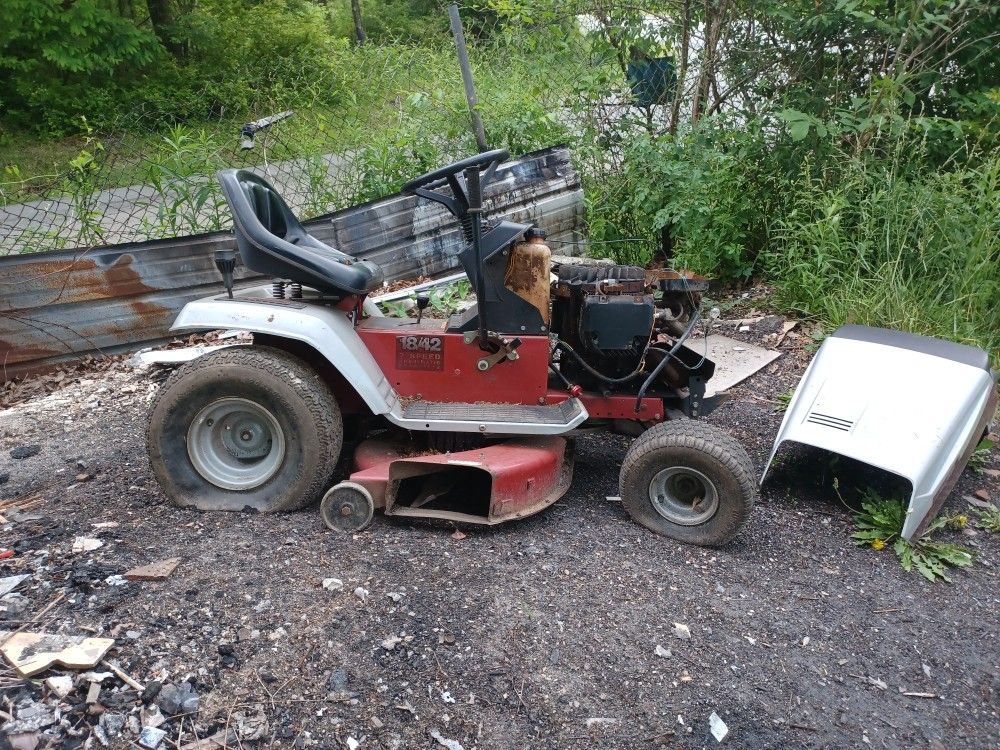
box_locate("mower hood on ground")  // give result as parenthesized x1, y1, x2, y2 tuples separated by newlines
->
(761, 325, 997, 540)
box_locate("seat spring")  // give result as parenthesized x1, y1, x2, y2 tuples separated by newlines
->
(271, 279, 286, 299)
(289, 282, 303, 299)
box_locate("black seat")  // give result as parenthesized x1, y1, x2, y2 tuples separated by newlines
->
(217, 169, 383, 296)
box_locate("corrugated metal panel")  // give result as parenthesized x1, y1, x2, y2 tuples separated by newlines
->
(0, 147, 585, 381)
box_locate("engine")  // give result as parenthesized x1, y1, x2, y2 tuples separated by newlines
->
(550, 263, 706, 392)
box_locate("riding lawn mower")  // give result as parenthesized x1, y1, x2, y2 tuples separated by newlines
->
(147, 149, 758, 547)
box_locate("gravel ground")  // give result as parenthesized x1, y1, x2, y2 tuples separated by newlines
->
(1, 316, 998, 750)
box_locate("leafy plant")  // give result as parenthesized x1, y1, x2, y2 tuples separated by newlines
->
(850, 489, 974, 583)
(971, 503, 1000, 533)
(968, 437, 994, 474)
(776, 388, 794, 413)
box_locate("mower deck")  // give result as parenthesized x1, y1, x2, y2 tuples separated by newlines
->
(344, 435, 574, 525)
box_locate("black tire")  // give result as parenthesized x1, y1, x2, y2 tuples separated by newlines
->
(147, 346, 342, 512)
(619, 419, 756, 546)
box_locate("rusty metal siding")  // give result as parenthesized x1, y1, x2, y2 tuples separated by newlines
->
(0, 147, 585, 380)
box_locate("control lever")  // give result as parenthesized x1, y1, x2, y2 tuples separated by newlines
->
(415, 292, 430, 324)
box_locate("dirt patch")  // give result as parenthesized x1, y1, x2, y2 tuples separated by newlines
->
(1, 311, 998, 750)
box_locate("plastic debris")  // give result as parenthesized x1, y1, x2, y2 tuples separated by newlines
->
(709, 712, 729, 742)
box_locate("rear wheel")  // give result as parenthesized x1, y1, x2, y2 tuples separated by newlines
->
(147, 346, 342, 512)
(619, 420, 756, 546)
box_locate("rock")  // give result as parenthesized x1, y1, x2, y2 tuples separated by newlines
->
(7, 732, 40, 750)
(141, 681, 162, 704)
(655, 645, 672, 658)
(585, 718, 619, 730)
(1, 593, 30, 618)
(10, 445, 41, 460)
(672, 622, 691, 640)
(430, 729, 465, 750)
(354, 587, 370, 602)
(322, 578, 344, 591)
(0, 472, 9, 485)
(158, 682, 200, 715)
(327, 667, 349, 693)
(99, 712, 125, 739)
(268, 627, 287, 641)
(973, 488, 990, 501)
(44, 674, 74, 698)
(3, 700, 56, 733)
(381, 635, 402, 650)
(234, 708, 269, 741)
(138, 727, 168, 750)
(386, 592, 404, 602)
(708, 712, 729, 743)
(71, 537, 103, 554)
(141, 704, 166, 729)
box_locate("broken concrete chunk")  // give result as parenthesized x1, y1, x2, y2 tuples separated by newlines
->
(124, 557, 181, 581)
(0, 631, 116, 677)
(44, 674, 74, 699)
(141, 704, 166, 729)
(672, 622, 691, 640)
(72, 537, 103, 553)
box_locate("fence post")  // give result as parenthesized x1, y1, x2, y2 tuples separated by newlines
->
(447, 4, 489, 152)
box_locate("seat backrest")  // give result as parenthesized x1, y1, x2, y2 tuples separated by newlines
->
(217, 169, 384, 296)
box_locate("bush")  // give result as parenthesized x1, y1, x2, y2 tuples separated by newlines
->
(766, 145, 1000, 357)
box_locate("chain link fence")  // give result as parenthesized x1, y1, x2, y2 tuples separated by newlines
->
(0, 4, 682, 261)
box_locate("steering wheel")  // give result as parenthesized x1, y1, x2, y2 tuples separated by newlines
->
(401, 149, 509, 196)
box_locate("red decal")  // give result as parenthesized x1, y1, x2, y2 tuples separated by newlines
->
(395, 335, 444, 371)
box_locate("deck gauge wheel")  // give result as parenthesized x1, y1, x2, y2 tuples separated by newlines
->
(321, 482, 375, 533)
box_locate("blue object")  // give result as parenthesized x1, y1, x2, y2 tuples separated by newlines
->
(627, 57, 676, 107)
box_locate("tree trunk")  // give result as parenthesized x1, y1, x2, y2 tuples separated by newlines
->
(691, 0, 728, 123)
(146, 0, 179, 55)
(669, 0, 692, 134)
(351, 0, 367, 45)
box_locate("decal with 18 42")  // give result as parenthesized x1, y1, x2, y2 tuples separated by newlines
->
(395, 335, 444, 371)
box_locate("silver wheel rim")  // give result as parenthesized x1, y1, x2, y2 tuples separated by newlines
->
(648, 466, 719, 526)
(187, 398, 286, 490)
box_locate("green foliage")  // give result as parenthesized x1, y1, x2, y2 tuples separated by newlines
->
(850, 489, 974, 583)
(377, 279, 474, 319)
(765, 144, 1000, 360)
(972, 504, 1000, 533)
(0, 0, 161, 132)
(968, 438, 994, 474)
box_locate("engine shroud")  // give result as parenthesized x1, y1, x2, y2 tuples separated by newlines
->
(551, 264, 653, 387)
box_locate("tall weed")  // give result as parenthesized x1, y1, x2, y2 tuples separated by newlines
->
(767, 146, 1000, 359)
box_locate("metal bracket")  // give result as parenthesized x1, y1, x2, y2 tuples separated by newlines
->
(686, 375, 706, 418)
(465, 331, 522, 371)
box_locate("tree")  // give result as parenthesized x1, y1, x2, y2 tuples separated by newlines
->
(351, 0, 367, 44)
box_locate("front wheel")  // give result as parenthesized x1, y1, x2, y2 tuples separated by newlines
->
(147, 346, 342, 512)
(619, 420, 756, 546)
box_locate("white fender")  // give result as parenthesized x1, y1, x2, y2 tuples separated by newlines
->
(171, 289, 399, 416)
